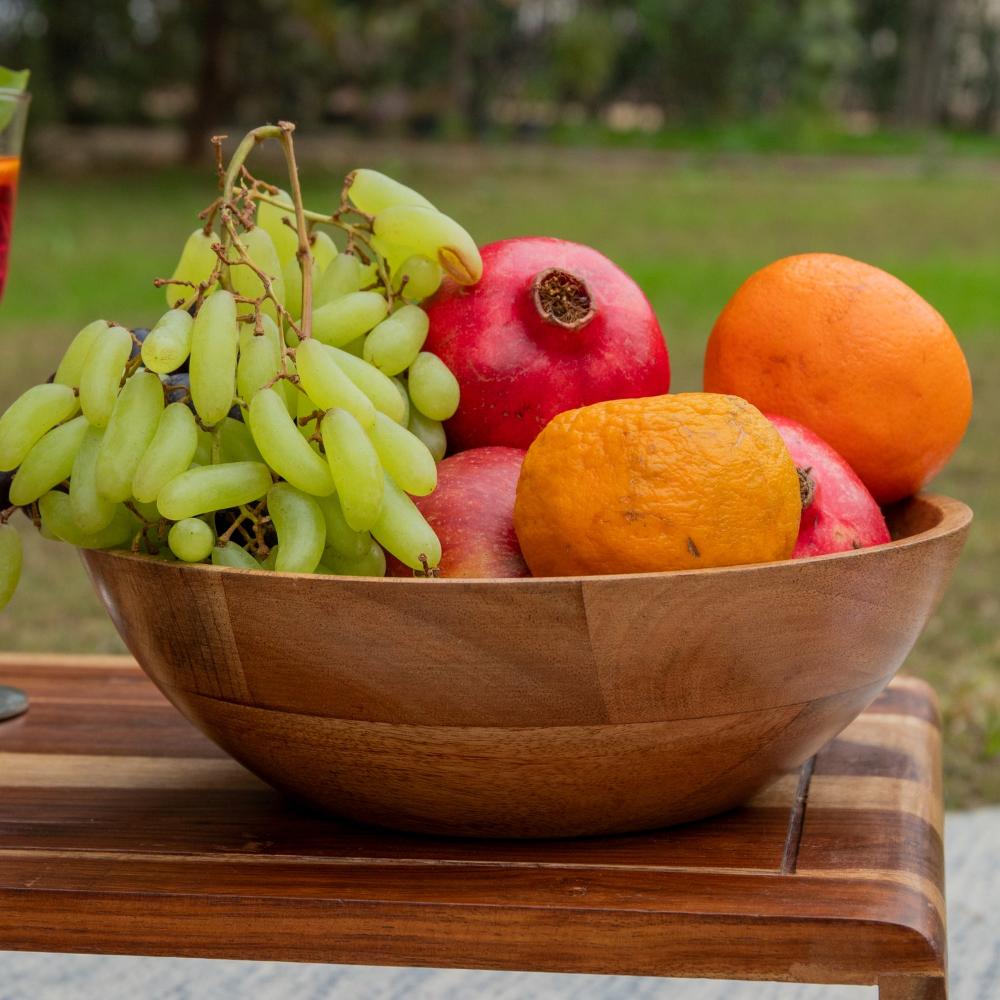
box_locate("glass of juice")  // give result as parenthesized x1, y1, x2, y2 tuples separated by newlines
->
(0, 87, 29, 304)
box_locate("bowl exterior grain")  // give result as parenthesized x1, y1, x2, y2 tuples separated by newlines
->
(82, 494, 970, 838)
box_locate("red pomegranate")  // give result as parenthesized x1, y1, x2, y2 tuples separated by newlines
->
(424, 237, 670, 451)
(768, 414, 890, 558)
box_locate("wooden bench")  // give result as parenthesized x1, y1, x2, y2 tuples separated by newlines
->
(0, 654, 947, 997)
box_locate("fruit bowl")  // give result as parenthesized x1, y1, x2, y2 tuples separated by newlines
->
(81, 493, 970, 839)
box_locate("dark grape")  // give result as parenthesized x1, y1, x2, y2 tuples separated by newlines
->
(160, 371, 241, 421)
(0, 468, 12, 509)
(129, 327, 151, 360)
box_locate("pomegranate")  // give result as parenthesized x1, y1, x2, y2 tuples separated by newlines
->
(768, 414, 890, 558)
(424, 237, 670, 451)
(387, 446, 530, 578)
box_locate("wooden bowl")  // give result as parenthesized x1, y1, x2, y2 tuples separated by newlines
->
(82, 493, 970, 838)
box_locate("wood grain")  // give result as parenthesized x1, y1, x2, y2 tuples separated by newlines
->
(0, 656, 948, 995)
(78, 493, 970, 837)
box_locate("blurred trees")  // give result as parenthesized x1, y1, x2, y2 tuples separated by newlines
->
(1, 0, 998, 149)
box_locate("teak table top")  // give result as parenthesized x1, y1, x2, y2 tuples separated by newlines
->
(0, 654, 947, 998)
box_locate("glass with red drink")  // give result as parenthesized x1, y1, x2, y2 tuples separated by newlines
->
(0, 86, 29, 304)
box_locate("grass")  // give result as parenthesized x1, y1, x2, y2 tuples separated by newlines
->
(0, 147, 997, 807)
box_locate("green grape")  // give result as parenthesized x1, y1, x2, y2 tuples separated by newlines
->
(370, 473, 441, 571)
(407, 406, 447, 463)
(319, 409, 384, 531)
(311, 291, 387, 347)
(373, 205, 482, 286)
(296, 385, 320, 439)
(313, 253, 362, 308)
(39, 491, 136, 549)
(311, 230, 338, 273)
(295, 339, 376, 430)
(95, 370, 164, 502)
(237, 314, 283, 404)
(156, 461, 273, 521)
(347, 169, 435, 214)
(315, 493, 370, 559)
(391, 377, 411, 426)
(368, 412, 437, 496)
(408, 352, 460, 421)
(54, 320, 110, 388)
(166, 228, 218, 309)
(0, 383, 79, 470)
(78, 324, 132, 429)
(190, 289, 239, 427)
(363, 305, 429, 376)
(193, 427, 213, 466)
(229, 226, 285, 320)
(218, 415, 263, 464)
(131, 403, 199, 504)
(281, 254, 304, 320)
(267, 483, 326, 574)
(256, 190, 299, 266)
(0, 523, 22, 609)
(325, 345, 405, 423)
(71, 425, 117, 533)
(168, 518, 215, 563)
(393, 255, 442, 302)
(340, 335, 366, 358)
(261, 547, 279, 571)
(320, 538, 386, 578)
(247, 388, 334, 496)
(141, 309, 194, 374)
(212, 544, 261, 570)
(9, 416, 88, 506)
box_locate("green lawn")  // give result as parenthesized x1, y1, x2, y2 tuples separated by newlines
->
(1, 148, 997, 807)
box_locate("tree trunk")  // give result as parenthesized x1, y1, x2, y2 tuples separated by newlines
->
(895, 0, 958, 126)
(184, 3, 229, 165)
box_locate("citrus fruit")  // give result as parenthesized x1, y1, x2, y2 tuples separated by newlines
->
(703, 253, 972, 504)
(513, 393, 800, 576)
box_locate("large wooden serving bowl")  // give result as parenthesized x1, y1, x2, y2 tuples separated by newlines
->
(82, 493, 970, 838)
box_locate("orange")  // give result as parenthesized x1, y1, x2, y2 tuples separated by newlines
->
(513, 393, 800, 576)
(703, 253, 972, 504)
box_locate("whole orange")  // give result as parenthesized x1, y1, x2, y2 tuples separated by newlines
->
(513, 393, 800, 576)
(703, 253, 972, 504)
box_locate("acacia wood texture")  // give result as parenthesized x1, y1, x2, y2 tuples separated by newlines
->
(79, 494, 969, 837)
(0, 660, 947, 993)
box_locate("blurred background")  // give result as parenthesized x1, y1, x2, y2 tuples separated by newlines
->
(0, 0, 997, 807)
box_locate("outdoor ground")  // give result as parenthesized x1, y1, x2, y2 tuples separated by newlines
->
(0, 145, 996, 807)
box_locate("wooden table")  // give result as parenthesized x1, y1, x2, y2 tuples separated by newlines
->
(0, 654, 947, 998)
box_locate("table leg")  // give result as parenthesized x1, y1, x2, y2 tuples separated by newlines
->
(878, 975, 947, 999)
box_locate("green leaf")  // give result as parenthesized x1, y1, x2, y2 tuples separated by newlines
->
(0, 66, 29, 135)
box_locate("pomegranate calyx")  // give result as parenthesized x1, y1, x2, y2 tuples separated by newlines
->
(531, 268, 595, 331)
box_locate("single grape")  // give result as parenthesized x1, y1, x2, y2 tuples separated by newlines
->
(156, 462, 272, 521)
(0, 522, 23, 609)
(70, 425, 117, 533)
(408, 351, 461, 421)
(347, 169, 435, 214)
(261, 547, 279, 571)
(166, 228, 218, 309)
(211, 544, 261, 570)
(237, 314, 283, 405)
(218, 415, 263, 464)
(315, 493, 371, 559)
(0, 383, 80, 471)
(406, 407, 447, 463)
(319, 538, 387, 578)
(189, 289, 239, 427)
(370, 473, 441, 571)
(320, 409, 384, 531)
(79, 324, 133, 429)
(95, 370, 164, 503)
(363, 304, 429, 376)
(367, 412, 437, 496)
(193, 427, 213, 466)
(162, 371, 191, 407)
(267, 482, 326, 573)
(141, 309, 194, 374)
(131, 402, 199, 504)
(0, 469, 13, 510)
(295, 338, 376, 430)
(255, 190, 299, 267)
(247, 388, 334, 497)
(168, 517, 215, 562)
(54, 320, 110, 388)
(339, 335, 366, 358)
(325, 345, 406, 423)
(281, 254, 304, 320)
(311, 230, 338, 273)
(311, 291, 388, 347)
(314, 253, 363, 308)
(391, 377, 411, 426)
(9, 415, 88, 506)
(39, 491, 136, 549)
(393, 255, 442, 302)
(229, 226, 285, 321)
(372, 205, 482, 285)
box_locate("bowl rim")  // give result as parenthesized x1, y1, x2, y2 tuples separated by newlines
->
(82, 492, 972, 587)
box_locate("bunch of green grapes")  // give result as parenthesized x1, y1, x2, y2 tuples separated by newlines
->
(0, 127, 481, 609)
